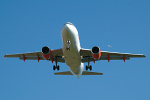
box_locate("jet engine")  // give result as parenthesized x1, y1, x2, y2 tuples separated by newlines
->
(42, 46, 51, 60)
(91, 46, 101, 60)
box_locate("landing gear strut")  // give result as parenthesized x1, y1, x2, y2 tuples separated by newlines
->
(66, 40, 71, 51)
(86, 57, 92, 71)
(53, 56, 60, 70)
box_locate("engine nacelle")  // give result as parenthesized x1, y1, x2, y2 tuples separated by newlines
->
(42, 46, 51, 60)
(91, 46, 101, 60)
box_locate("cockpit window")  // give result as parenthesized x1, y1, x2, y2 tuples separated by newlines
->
(65, 22, 74, 26)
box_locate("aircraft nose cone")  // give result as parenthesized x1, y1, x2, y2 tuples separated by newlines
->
(64, 22, 73, 26)
(64, 24, 70, 29)
(63, 22, 74, 30)
(62, 22, 73, 32)
(61, 22, 78, 38)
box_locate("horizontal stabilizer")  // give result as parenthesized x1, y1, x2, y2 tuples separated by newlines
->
(82, 71, 103, 75)
(54, 71, 103, 75)
(54, 71, 72, 75)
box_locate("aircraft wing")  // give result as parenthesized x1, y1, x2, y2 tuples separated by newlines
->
(4, 49, 65, 63)
(80, 49, 146, 63)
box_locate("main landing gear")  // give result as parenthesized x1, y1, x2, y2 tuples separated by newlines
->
(53, 65, 59, 70)
(86, 65, 92, 71)
(66, 40, 71, 51)
(86, 58, 92, 71)
(53, 56, 60, 70)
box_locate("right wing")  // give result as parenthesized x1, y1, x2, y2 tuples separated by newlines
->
(80, 49, 146, 62)
(4, 49, 65, 63)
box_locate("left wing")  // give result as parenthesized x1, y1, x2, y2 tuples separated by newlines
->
(80, 49, 146, 62)
(4, 49, 65, 63)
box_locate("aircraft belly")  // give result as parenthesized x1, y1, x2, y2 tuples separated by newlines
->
(62, 29, 81, 67)
(61, 23, 82, 76)
(63, 46, 82, 75)
(65, 51, 81, 67)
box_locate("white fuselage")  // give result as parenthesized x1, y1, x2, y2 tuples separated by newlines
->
(61, 22, 84, 78)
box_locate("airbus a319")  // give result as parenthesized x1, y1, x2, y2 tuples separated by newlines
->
(4, 22, 146, 78)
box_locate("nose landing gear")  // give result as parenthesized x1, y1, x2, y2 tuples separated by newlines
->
(66, 40, 71, 51)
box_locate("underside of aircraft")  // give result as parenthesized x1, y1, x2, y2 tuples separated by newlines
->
(4, 22, 146, 78)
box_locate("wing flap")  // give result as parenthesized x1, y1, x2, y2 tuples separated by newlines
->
(82, 57, 130, 63)
(19, 57, 44, 60)
(19, 57, 65, 63)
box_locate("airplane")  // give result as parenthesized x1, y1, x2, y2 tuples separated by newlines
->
(4, 22, 146, 78)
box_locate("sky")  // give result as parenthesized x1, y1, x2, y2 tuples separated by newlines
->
(0, 0, 150, 100)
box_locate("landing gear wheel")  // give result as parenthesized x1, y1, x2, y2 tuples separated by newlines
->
(66, 47, 70, 51)
(86, 57, 92, 71)
(53, 65, 60, 71)
(53, 65, 56, 70)
(53, 56, 60, 71)
(85, 65, 92, 71)
(57, 65, 60, 70)
(86, 65, 88, 71)
(90, 65, 92, 71)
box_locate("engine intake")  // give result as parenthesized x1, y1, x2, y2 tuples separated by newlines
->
(91, 46, 101, 60)
(42, 46, 51, 60)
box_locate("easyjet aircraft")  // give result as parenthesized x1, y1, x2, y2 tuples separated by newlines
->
(4, 22, 146, 78)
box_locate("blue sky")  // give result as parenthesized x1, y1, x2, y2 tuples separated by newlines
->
(0, 0, 150, 100)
